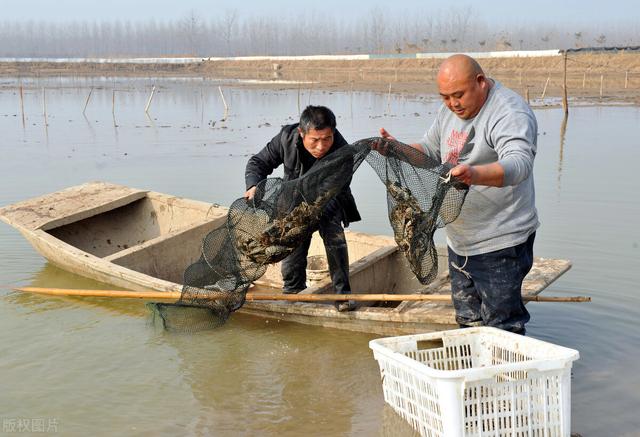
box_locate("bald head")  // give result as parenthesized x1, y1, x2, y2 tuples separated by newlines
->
(436, 54, 491, 120)
(438, 54, 484, 82)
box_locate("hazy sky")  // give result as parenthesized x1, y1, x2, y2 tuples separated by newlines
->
(3, 0, 639, 26)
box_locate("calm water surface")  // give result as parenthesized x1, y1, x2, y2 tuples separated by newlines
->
(0, 77, 638, 436)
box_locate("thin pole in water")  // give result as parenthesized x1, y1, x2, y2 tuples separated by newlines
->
(112, 89, 117, 128)
(349, 81, 353, 120)
(19, 84, 26, 128)
(42, 87, 47, 118)
(218, 86, 228, 121)
(562, 51, 569, 116)
(144, 85, 156, 114)
(200, 89, 204, 125)
(540, 74, 550, 101)
(600, 75, 604, 99)
(42, 87, 49, 140)
(83, 87, 93, 115)
(625, 71, 629, 89)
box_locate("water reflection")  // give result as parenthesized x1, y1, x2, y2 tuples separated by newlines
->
(7, 263, 149, 318)
(156, 318, 385, 435)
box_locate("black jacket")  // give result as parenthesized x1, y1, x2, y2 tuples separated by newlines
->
(245, 123, 361, 226)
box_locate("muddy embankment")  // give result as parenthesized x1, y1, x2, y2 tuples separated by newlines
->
(2, 52, 640, 104)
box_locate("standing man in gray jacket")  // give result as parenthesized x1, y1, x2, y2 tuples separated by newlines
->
(380, 54, 539, 334)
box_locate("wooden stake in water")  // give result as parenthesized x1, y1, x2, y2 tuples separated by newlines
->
(562, 51, 569, 116)
(600, 75, 604, 99)
(625, 71, 629, 89)
(525, 87, 530, 105)
(200, 90, 204, 125)
(112, 89, 116, 115)
(144, 85, 156, 114)
(83, 87, 93, 115)
(386, 83, 392, 114)
(42, 87, 49, 140)
(540, 75, 550, 101)
(42, 87, 47, 118)
(349, 81, 353, 120)
(218, 86, 228, 120)
(19, 85, 26, 128)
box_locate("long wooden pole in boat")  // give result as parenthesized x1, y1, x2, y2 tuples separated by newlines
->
(14, 287, 591, 302)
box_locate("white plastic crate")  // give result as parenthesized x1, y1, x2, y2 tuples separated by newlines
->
(369, 327, 579, 437)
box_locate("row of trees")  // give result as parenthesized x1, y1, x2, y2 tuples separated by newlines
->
(0, 8, 637, 58)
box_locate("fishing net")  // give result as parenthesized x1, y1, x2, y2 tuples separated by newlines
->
(150, 138, 467, 332)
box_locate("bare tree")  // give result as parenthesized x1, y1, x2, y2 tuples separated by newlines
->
(222, 9, 238, 56)
(368, 7, 387, 53)
(179, 10, 204, 55)
(448, 7, 473, 49)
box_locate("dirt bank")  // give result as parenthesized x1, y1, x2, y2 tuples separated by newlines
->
(2, 52, 640, 104)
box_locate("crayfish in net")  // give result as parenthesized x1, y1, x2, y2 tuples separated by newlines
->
(386, 181, 438, 283)
(237, 192, 332, 264)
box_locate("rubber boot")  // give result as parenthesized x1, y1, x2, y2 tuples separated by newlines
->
(326, 243, 356, 312)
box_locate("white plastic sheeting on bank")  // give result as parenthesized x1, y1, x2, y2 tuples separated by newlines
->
(0, 49, 561, 64)
(0, 57, 207, 64)
(416, 49, 561, 59)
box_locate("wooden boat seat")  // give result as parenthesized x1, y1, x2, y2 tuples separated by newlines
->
(0, 182, 147, 232)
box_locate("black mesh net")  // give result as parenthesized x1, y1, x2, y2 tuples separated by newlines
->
(149, 138, 467, 332)
(365, 140, 468, 284)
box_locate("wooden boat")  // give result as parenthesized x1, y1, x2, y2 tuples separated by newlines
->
(0, 182, 571, 335)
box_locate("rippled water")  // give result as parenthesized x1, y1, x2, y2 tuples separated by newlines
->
(1, 77, 638, 436)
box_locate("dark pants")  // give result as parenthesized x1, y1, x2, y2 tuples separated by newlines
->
(281, 199, 351, 294)
(448, 232, 535, 334)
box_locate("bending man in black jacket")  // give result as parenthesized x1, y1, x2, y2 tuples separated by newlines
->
(244, 105, 360, 311)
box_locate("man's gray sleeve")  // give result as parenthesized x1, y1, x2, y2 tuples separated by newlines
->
(491, 110, 537, 186)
